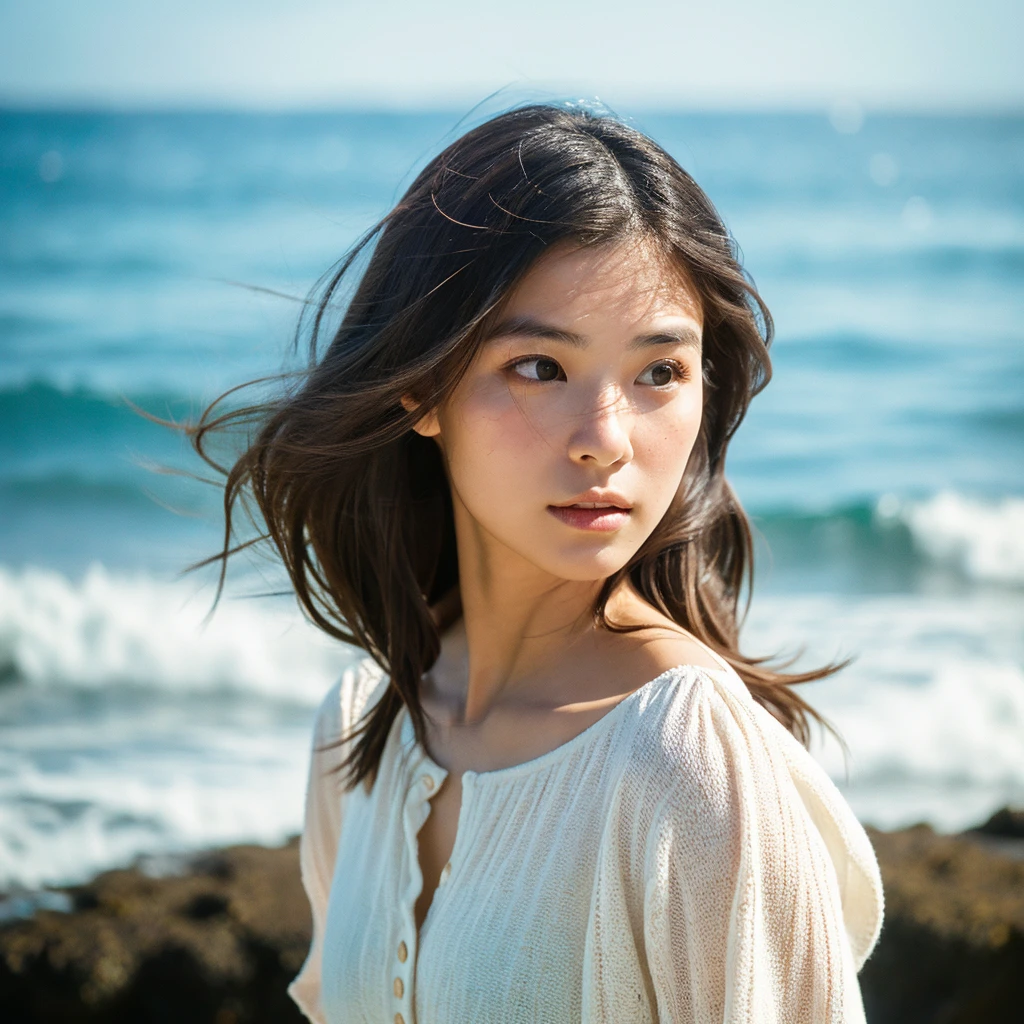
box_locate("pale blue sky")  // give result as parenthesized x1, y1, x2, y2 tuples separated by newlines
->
(1, 0, 1021, 110)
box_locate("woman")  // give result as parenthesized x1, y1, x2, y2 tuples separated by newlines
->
(193, 103, 883, 1022)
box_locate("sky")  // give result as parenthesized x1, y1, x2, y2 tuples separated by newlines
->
(0, 0, 1021, 111)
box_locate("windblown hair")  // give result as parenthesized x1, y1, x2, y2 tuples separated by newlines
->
(189, 103, 843, 790)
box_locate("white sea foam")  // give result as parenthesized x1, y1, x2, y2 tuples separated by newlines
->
(742, 590, 1024, 832)
(0, 713, 313, 889)
(1, 563, 1023, 890)
(0, 563, 353, 703)
(0, 563, 363, 890)
(877, 491, 1024, 585)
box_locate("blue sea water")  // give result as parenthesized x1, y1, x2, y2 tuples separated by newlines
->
(0, 108, 1022, 895)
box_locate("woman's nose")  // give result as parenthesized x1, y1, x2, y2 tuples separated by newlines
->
(566, 388, 635, 467)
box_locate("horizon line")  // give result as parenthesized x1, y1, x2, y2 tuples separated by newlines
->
(2, 97, 1023, 118)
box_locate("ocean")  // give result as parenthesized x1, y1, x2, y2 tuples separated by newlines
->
(1, 108, 1021, 899)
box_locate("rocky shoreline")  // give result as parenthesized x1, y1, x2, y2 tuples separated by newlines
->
(860, 809, 1024, 1024)
(2, 810, 1022, 1023)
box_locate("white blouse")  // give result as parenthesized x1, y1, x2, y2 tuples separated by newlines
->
(288, 652, 884, 1024)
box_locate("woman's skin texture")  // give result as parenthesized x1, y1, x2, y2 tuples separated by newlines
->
(401, 236, 724, 937)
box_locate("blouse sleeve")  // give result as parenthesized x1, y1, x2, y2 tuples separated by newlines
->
(642, 668, 883, 1024)
(287, 658, 387, 1024)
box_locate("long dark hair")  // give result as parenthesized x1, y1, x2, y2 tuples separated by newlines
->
(189, 102, 844, 790)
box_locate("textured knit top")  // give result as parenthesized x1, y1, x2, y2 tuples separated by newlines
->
(288, 651, 884, 1024)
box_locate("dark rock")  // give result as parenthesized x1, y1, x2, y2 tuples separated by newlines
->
(971, 807, 1024, 839)
(3, 810, 1024, 1022)
(184, 893, 230, 921)
(860, 813, 1024, 1024)
(0, 838, 310, 1024)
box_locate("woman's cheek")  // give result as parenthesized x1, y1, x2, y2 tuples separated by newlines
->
(639, 411, 697, 471)
(466, 382, 539, 459)
(635, 412, 701, 505)
(445, 392, 545, 513)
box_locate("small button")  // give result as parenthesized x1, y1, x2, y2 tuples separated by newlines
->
(422, 774, 435, 792)
(397, 940, 408, 963)
(393, 976, 404, 998)
(395, 1014, 405, 1024)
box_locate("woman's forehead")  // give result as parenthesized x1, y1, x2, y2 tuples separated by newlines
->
(500, 238, 703, 328)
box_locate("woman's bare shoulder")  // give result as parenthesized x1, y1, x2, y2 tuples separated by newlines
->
(628, 627, 727, 676)
(598, 593, 729, 684)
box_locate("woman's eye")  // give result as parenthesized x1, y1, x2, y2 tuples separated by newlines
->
(637, 361, 682, 387)
(511, 357, 563, 382)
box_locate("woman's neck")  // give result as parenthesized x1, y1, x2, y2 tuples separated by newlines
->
(433, 504, 649, 725)
(457, 579, 604, 723)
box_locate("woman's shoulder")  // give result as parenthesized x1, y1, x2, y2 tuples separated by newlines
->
(617, 658, 884, 967)
(614, 655, 753, 789)
(619, 655, 850, 837)
(600, 620, 744, 766)
(310, 653, 389, 746)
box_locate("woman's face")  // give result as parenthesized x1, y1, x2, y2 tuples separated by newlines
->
(412, 238, 705, 583)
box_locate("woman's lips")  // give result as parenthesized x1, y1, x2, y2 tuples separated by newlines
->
(547, 505, 632, 532)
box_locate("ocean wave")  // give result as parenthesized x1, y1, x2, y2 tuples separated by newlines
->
(0, 563, 355, 702)
(4, 583, 1022, 888)
(741, 589, 1024, 831)
(0, 379, 274, 461)
(877, 491, 1024, 585)
(0, 708, 314, 890)
(0, 380, 196, 441)
(0, 473, 160, 507)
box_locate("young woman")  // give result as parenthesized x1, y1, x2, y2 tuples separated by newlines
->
(194, 103, 883, 1023)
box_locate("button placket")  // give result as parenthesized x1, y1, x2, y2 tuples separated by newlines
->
(397, 712, 454, 1022)
(393, 936, 410, 1021)
(397, 770, 440, 1023)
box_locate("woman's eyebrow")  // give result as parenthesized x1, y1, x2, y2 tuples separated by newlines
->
(488, 314, 701, 351)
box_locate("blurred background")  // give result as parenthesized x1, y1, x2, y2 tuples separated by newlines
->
(1, 0, 1022, 897)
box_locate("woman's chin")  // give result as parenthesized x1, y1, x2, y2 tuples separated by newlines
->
(524, 540, 634, 581)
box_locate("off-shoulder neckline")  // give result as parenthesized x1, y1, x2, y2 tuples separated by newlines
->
(400, 661, 738, 784)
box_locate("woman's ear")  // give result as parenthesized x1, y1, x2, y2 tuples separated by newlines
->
(400, 394, 441, 438)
